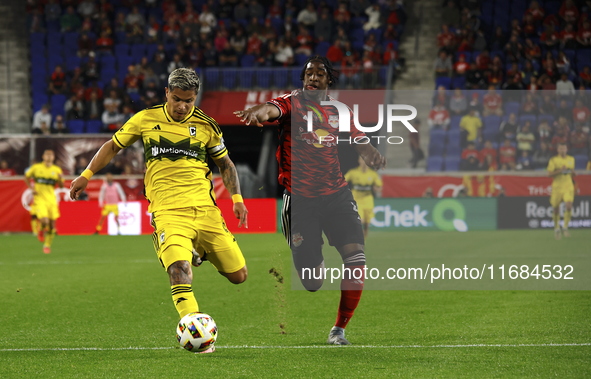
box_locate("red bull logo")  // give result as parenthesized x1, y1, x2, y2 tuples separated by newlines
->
(296, 127, 338, 148)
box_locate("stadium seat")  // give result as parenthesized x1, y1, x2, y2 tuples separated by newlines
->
(128, 92, 141, 104)
(503, 102, 520, 116)
(447, 129, 461, 147)
(537, 115, 554, 127)
(428, 142, 444, 157)
(273, 70, 289, 89)
(518, 115, 537, 126)
(483, 115, 501, 131)
(130, 43, 147, 60)
(291, 68, 302, 87)
(221, 70, 238, 89)
(240, 54, 256, 67)
(67, 120, 86, 134)
(435, 76, 452, 89)
(50, 94, 67, 118)
(452, 76, 465, 89)
(240, 69, 254, 88)
(256, 69, 273, 88)
(482, 129, 498, 143)
(426, 156, 443, 172)
(429, 128, 446, 145)
(32, 93, 48, 112)
(574, 155, 589, 169)
(295, 54, 309, 66)
(315, 41, 330, 56)
(114, 44, 130, 58)
(204, 68, 220, 89)
(65, 55, 81, 72)
(100, 54, 117, 69)
(444, 155, 461, 171)
(449, 116, 461, 131)
(146, 44, 158, 59)
(86, 120, 102, 133)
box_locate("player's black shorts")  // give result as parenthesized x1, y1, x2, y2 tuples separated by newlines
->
(281, 187, 364, 269)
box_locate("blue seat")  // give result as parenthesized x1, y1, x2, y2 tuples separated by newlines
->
(240, 54, 256, 67)
(435, 76, 452, 89)
(65, 55, 81, 71)
(67, 120, 86, 134)
(295, 53, 309, 66)
(114, 44, 130, 57)
(30, 32, 45, 46)
(48, 54, 64, 71)
(128, 92, 141, 104)
(100, 54, 117, 69)
(204, 68, 220, 89)
(50, 94, 67, 116)
(273, 70, 289, 89)
(100, 68, 117, 83)
(240, 70, 254, 88)
(444, 155, 461, 171)
(452, 76, 466, 89)
(483, 115, 501, 131)
(429, 128, 447, 145)
(130, 43, 147, 60)
(447, 129, 461, 147)
(117, 55, 133, 71)
(445, 144, 462, 156)
(537, 114, 554, 127)
(482, 129, 498, 143)
(503, 101, 520, 116)
(256, 69, 273, 88)
(315, 41, 330, 56)
(291, 68, 302, 87)
(426, 156, 443, 172)
(574, 154, 589, 169)
(222, 70, 238, 89)
(518, 114, 537, 126)
(428, 142, 444, 157)
(146, 43, 158, 59)
(32, 93, 48, 112)
(450, 115, 462, 131)
(86, 120, 103, 133)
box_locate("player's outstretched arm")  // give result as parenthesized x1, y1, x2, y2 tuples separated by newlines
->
(355, 143, 386, 170)
(213, 154, 248, 228)
(70, 140, 122, 200)
(233, 104, 280, 127)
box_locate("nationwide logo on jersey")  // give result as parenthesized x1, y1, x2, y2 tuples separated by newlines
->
(145, 136, 206, 162)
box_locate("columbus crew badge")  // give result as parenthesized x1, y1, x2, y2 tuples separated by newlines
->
(188, 123, 197, 136)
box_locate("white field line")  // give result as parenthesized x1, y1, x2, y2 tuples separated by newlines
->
(1, 343, 590, 352)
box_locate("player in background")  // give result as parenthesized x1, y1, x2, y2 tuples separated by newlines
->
(95, 172, 127, 234)
(234, 56, 386, 345)
(70, 68, 248, 353)
(24, 150, 63, 254)
(547, 142, 576, 239)
(345, 155, 383, 238)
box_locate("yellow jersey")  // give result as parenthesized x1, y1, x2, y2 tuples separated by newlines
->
(112, 104, 228, 213)
(344, 167, 383, 199)
(547, 154, 575, 189)
(25, 163, 63, 204)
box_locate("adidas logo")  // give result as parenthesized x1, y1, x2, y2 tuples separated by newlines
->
(153, 125, 161, 130)
(175, 297, 187, 305)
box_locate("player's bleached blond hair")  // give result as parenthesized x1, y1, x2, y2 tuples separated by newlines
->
(167, 68, 201, 94)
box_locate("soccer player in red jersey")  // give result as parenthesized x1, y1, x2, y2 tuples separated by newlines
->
(234, 56, 385, 345)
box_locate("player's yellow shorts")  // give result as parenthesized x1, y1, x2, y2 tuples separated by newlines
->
(355, 195, 375, 222)
(35, 200, 60, 220)
(151, 206, 245, 274)
(101, 204, 119, 216)
(550, 186, 575, 208)
(29, 203, 37, 217)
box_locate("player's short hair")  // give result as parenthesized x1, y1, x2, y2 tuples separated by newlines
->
(167, 68, 201, 94)
(299, 56, 339, 87)
(557, 142, 567, 147)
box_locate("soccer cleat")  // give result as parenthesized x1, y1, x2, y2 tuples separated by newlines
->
(554, 228, 562, 240)
(37, 230, 45, 243)
(327, 326, 350, 345)
(196, 346, 215, 354)
(43, 246, 51, 254)
(563, 228, 570, 238)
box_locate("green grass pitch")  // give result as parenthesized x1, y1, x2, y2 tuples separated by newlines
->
(0, 231, 589, 378)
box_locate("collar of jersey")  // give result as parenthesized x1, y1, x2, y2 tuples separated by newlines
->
(163, 103, 195, 124)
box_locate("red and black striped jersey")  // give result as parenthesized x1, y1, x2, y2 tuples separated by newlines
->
(268, 90, 365, 197)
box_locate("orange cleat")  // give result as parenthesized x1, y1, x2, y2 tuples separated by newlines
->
(37, 230, 45, 243)
(43, 246, 51, 254)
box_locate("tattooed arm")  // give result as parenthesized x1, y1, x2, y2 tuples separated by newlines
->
(213, 154, 248, 228)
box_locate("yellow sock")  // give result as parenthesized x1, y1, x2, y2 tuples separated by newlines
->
(553, 212, 560, 230)
(171, 284, 199, 318)
(563, 210, 572, 229)
(31, 219, 38, 234)
(44, 229, 56, 247)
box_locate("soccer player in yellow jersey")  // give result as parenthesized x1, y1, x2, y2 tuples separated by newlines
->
(344, 156, 383, 238)
(547, 142, 576, 239)
(70, 68, 247, 353)
(24, 150, 64, 254)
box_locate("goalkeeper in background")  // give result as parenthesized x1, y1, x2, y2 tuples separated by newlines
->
(547, 142, 575, 239)
(345, 155, 382, 238)
(95, 172, 126, 235)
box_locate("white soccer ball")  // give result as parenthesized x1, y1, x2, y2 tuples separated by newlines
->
(176, 312, 218, 353)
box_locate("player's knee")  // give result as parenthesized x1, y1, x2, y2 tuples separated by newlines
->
(224, 266, 247, 284)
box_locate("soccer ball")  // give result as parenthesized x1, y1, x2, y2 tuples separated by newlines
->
(176, 312, 218, 353)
